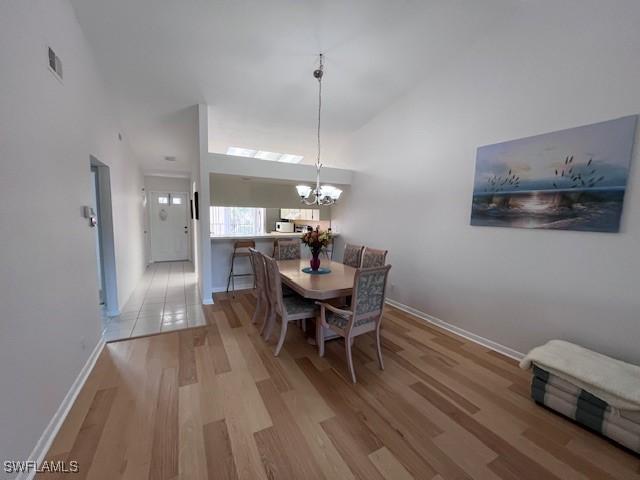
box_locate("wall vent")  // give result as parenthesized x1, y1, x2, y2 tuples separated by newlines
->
(48, 46, 63, 80)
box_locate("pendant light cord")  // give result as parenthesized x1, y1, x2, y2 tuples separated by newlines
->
(316, 54, 323, 171)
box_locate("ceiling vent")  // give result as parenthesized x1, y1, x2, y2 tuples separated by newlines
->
(48, 46, 63, 80)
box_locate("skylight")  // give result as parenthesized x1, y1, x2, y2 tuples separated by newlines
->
(226, 147, 303, 164)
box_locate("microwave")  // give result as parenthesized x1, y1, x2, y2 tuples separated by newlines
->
(275, 222, 294, 233)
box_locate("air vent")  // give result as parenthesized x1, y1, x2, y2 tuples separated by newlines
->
(48, 47, 63, 80)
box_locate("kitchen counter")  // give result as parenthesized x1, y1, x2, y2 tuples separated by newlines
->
(211, 232, 338, 241)
(210, 232, 303, 241)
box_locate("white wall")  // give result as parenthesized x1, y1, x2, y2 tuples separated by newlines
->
(336, 0, 640, 364)
(209, 174, 345, 218)
(0, 0, 145, 469)
(144, 175, 190, 193)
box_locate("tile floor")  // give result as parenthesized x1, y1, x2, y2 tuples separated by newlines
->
(101, 261, 204, 342)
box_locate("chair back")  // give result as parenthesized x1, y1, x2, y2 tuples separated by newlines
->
(361, 247, 388, 268)
(351, 265, 392, 326)
(263, 255, 284, 315)
(249, 248, 266, 292)
(343, 244, 364, 268)
(276, 239, 301, 260)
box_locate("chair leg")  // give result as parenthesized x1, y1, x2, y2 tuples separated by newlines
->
(262, 311, 275, 340)
(375, 326, 385, 371)
(316, 320, 325, 357)
(274, 318, 288, 356)
(251, 295, 262, 324)
(259, 300, 270, 331)
(345, 335, 357, 383)
(226, 256, 234, 293)
(231, 269, 235, 298)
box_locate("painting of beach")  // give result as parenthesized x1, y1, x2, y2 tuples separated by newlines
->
(470, 115, 637, 232)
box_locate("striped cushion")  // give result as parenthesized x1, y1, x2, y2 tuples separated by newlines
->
(532, 365, 640, 453)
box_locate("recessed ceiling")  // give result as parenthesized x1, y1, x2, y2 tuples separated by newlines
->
(70, 0, 517, 174)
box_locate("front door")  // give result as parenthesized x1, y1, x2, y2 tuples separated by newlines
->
(150, 192, 189, 262)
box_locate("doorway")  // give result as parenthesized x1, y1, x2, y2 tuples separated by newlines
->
(149, 191, 189, 262)
(90, 156, 119, 316)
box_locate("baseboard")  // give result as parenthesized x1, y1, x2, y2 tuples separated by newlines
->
(212, 281, 254, 294)
(16, 339, 105, 480)
(385, 298, 524, 361)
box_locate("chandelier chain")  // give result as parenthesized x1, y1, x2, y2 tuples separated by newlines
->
(296, 53, 341, 206)
(316, 54, 322, 170)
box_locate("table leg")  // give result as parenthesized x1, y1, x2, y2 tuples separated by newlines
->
(306, 316, 340, 346)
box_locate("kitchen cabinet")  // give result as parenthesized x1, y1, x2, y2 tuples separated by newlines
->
(280, 208, 320, 221)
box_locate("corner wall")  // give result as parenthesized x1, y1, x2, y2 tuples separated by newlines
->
(337, 0, 640, 363)
(0, 0, 146, 465)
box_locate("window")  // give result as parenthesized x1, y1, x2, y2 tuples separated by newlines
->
(158, 196, 169, 204)
(226, 147, 303, 164)
(210, 206, 266, 236)
(171, 196, 182, 205)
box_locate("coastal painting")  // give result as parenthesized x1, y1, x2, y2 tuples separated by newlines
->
(470, 115, 637, 232)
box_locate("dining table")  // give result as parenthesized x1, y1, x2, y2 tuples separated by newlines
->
(276, 259, 356, 300)
(276, 259, 356, 342)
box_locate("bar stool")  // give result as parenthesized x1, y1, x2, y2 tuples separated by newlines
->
(226, 240, 256, 295)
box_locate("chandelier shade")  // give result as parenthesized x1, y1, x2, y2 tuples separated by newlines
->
(295, 185, 313, 199)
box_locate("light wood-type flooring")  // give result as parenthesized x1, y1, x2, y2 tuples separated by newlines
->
(40, 290, 640, 479)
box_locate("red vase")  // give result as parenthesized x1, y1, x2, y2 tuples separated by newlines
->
(310, 251, 321, 271)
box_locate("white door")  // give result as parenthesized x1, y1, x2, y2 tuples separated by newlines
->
(150, 192, 189, 261)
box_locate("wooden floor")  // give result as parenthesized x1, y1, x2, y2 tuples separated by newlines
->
(41, 290, 640, 479)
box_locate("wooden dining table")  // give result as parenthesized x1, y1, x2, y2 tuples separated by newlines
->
(277, 259, 356, 343)
(276, 259, 356, 300)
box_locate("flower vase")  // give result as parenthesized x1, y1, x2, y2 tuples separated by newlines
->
(310, 250, 321, 271)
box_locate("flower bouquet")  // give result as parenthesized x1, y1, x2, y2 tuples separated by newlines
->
(301, 229, 332, 271)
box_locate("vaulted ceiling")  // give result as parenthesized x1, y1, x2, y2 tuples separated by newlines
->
(70, 0, 516, 174)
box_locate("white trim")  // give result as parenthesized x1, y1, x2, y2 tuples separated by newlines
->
(16, 339, 106, 480)
(385, 298, 524, 361)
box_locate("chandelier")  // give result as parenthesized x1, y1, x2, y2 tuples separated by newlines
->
(296, 54, 342, 206)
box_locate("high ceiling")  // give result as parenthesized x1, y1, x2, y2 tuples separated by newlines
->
(70, 0, 516, 175)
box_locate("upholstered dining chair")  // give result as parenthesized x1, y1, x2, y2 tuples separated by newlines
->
(361, 247, 388, 268)
(316, 264, 392, 383)
(342, 243, 364, 268)
(248, 249, 270, 329)
(263, 255, 318, 356)
(275, 239, 301, 260)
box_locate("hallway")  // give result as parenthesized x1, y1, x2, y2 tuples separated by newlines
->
(101, 261, 204, 342)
